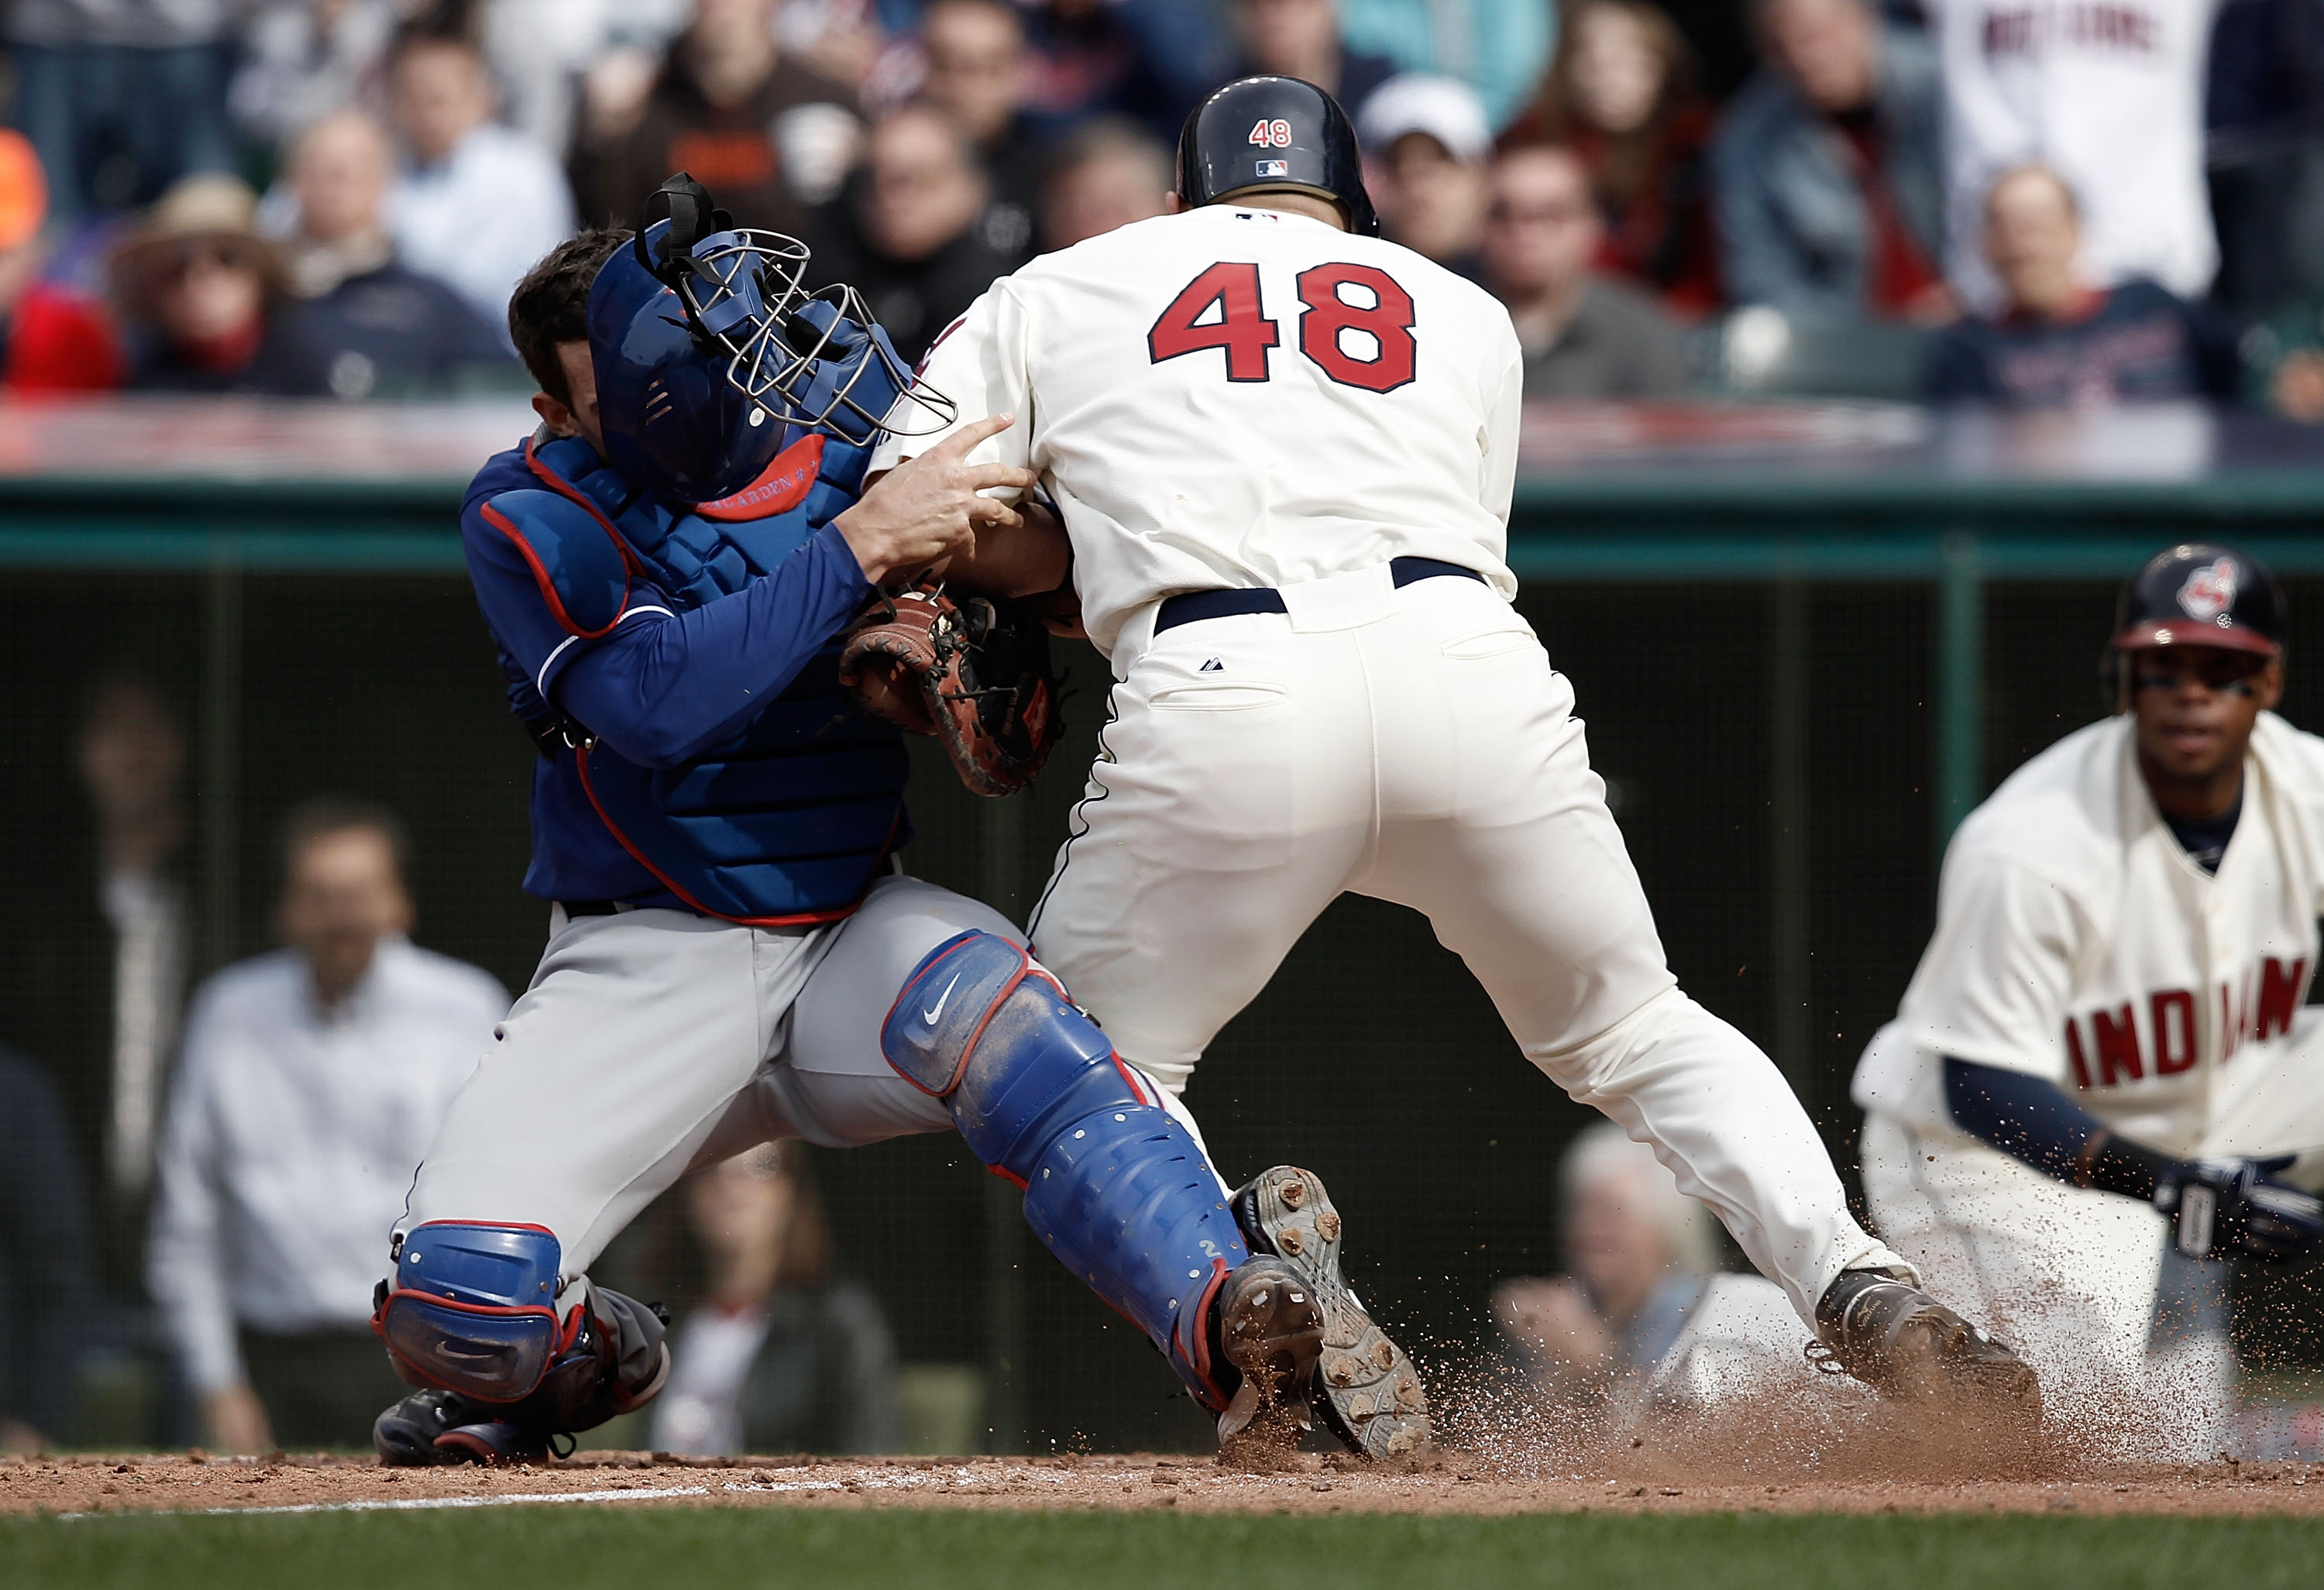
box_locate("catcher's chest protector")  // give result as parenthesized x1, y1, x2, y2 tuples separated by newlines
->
(526, 435, 909, 924)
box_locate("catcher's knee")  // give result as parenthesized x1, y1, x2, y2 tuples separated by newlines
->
(372, 1223, 580, 1403)
(882, 929, 1158, 1179)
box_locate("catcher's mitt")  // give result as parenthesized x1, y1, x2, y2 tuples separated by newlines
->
(837, 584, 1064, 796)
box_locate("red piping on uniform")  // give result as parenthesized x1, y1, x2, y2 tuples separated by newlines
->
(572, 743, 887, 929)
(481, 502, 628, 639)
(524, 435, 642, 574)
(987, 1162, 1030, 1190)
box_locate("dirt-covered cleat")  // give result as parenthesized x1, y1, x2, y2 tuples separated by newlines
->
(1212, 1255, 1325, 1441)
(373, 1386, 550, 1467)
(1232, 1165, 1431, 1459)
(1811, 1269, 2042, 1417)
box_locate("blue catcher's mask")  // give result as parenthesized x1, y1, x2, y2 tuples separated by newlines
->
(587, 173, 954, 503)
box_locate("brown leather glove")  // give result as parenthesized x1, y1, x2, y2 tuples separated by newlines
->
(837, 583, 1064, 796)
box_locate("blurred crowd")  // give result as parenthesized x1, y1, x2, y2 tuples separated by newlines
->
(0, 0, 2320, 410)
(0, 671, 910, 1455)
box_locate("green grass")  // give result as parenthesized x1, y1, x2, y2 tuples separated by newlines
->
(4, 1509, 2322, 1590)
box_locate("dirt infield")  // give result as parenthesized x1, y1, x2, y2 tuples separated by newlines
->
(8, 1446, 2321, 1521)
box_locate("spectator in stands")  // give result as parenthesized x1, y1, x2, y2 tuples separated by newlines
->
(1039, 118, 1171, 252)
(1012, 0, 1234, 143)
(147, 800, 505, 1454)
(0, 1044, 99, 1451)
(1493, 1124, 1805, 1415)
(276, 110, 514, 399)
(1494, 1124, 1723, 1403)
(4, 0, 236, 219)
(1359, 75, 1492, 278)
(1708, 0, 1948, 323)
(920, 0, 1047, 263)
(387, 22, 576, 336)
(1926, 0, 2217, 315)
(1921, 165, 2242, 408)
(1232, 0, 1400, 123)
(810, 105, 1016, 362)
(0, 129, 122, 392)
(0, 673, 190, 1317)
(110, 176, 333, 397)
(1337, 0, 1555, 130)
(650, 1143, 900, 1456)
(2207, 0, 2324, 317)
(569, 0, 858, 239)
(1504, 0, 1722, 316)
(229, 0, 399, 152)
(1483, 143, 1692, 398)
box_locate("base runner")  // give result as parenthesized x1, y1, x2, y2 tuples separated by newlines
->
(868, 75, 2043, 1454)
(1855, 544, 2324, 1456)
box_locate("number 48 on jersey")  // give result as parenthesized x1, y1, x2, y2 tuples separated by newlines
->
(1147, 261, 1418, 393)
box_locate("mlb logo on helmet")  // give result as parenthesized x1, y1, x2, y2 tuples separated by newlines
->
(1257, 159, 1289, 177)
(2179, 557, 2240, 626)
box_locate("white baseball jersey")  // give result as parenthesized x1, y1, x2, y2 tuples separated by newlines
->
(868, 204, 1523, 658)
(1853, 711, 2324, 1159)
(1929, 0, 2219, 308)
(875, 201, 1910, 1324)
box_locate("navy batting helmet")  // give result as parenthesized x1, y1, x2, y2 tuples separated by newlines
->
(588, 173, 951, 502)
(2102, 543, 2287, 699)
(1175, 75, 1378, 236)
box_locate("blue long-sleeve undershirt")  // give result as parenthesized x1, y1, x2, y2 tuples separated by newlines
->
(1942, 1056, 2175, 1199)
(1941, 1056, 2105, 1184)
(554, 518, 872, 769)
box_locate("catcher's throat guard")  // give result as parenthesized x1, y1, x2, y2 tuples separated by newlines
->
(839, 584, 1064, 796)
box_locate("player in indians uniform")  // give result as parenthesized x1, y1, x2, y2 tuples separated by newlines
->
(869, 76, 2041, 1455)
(1854, 544, 2324, 1458)
(1927, 0, 2219, 310)
(364, 181, 1339, 1465)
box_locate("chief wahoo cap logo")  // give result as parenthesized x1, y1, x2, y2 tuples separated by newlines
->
(2178, 557, 2240, 625)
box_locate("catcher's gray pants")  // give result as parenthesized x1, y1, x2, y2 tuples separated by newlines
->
(392, 874, 1006, 1304)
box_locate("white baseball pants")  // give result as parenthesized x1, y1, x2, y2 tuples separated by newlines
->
(1861, 1112, 2235, 1458)
(1860, 1008, 2324, 1456)
(1027, 567, 1900, 1322)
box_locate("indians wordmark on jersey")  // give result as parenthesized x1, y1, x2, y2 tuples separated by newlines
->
(2061, 955, 2311, 1090)
(1854, 710, 2324, 1157)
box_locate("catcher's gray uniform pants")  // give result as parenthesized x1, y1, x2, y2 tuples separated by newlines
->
(392, 874, 1007, 1303)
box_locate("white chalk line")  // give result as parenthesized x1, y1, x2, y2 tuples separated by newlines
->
(56, 1485, 709, 1520)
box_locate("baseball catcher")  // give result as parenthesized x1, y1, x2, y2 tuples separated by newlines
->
(366, 177, 1341, 1465)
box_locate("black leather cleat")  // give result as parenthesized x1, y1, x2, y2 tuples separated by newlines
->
(373, 1386, 549, 1467)
(1212, 1255, 1325, 1441)
(1812, 1268, 2043, 1417)
(1232, 1165, 1430, 1459)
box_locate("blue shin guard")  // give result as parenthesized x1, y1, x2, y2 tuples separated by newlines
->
(883, 931, 1251, 1410)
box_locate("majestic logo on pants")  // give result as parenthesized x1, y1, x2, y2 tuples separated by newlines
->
(2179, 558, 2240, 623)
